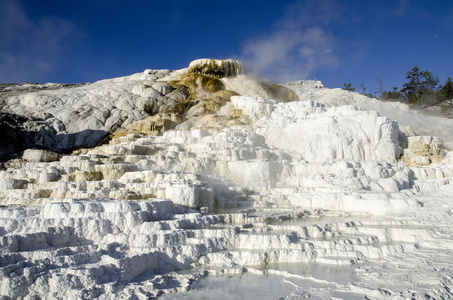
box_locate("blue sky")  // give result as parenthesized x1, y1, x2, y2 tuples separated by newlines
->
(1, 0, 452, 93)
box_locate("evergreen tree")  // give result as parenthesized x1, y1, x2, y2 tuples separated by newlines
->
(439, 77, 453, 108)
(381, 87, 403, 101)
(342, 83, 355, 92)
(422, 71, 439, 92)
(401, 65, 424, 104)
(418, 70, 440, 104)
(418, 71, 439, 104)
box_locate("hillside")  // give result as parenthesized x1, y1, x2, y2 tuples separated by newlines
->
(0, 59, 453, 299)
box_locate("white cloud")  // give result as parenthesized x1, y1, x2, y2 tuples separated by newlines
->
(0, 0, 76, 83)
(237, 0, 341, 83)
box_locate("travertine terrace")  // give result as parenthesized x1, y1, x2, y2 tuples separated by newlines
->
(1, 59, 453, 299)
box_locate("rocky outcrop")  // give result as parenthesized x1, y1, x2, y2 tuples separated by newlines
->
(0, 112, 59, 162)
(401, 136, 445, 166)
(188, 58, 244, 78)
(22, 149, 61, 162)
(250, 98, 402, 162)
(0, 70, 173, 161)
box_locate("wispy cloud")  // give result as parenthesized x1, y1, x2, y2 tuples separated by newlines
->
(238, 0, 343, 83)
(0, 0, 76, 83)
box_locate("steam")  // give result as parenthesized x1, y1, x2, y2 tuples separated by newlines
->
(238, 0, 341, 83)
(0, 0, 76, 83)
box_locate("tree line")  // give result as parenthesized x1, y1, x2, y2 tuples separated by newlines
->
(343, 66, 453, 108)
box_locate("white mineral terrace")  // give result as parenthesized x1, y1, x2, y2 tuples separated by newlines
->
(1, 74, 453, 299)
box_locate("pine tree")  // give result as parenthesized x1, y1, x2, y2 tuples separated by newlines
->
(440, 77, 453, 108)
(342, 83, 355, 92)
(422, 71, 439, 92)
(401, 66, 424, 104)
(419, 71, 440, 104)
(381, 87, 403, 101)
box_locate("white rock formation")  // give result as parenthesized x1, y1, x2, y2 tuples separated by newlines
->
(22, 149, 61, 162)
(188, 59, 244, 78)
(1, 69, 453, 299)
(0, 69, 174, 152)
(285, 80, 453, 150)
(232, 96, 401, 162)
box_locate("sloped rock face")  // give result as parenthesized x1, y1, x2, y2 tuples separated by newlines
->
(0, 59, 299, 161)
(234, 96, 401, 162)
(0, 70, 174, 161)
(1, 64, 453, 299)
(285, 80, 453, 150)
